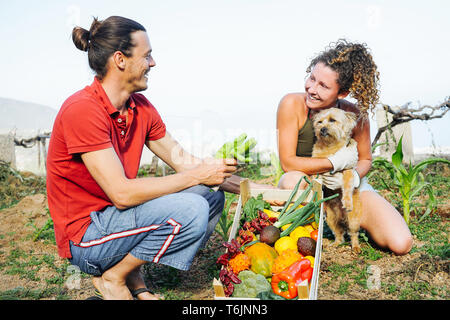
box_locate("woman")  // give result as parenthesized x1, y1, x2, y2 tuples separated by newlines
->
(276, 39, 412, 255)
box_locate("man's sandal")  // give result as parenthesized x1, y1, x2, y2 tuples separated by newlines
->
(131, 288, 164, 300)
(131, 288, 152, 299)
(85, 289, 103, 300)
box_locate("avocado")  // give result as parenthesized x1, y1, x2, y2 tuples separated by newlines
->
(260, 225, 281, 246)
(297, 237, 316, 257)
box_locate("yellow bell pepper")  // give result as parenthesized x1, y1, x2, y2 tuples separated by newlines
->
(289, 226, 311, 242)
(263, 209, 280, 219)
(274, 236, 297, 255)
(304, 255, 315, 268)
(303, 224, 315, 234)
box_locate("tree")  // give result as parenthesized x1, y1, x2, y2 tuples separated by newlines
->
(372, 97, 450, 148)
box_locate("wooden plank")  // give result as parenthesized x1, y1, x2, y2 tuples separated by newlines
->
(309, 201, 324, 300)
(312, 179, 323, 201)
(227, 196, 242, 243)
(240, 178, 251, 207)
(249, 187, 315, 204)
(213, 278, 226, 298)
(297, 279, 310, 300)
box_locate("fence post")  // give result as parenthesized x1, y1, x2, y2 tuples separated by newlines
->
(0, 134, 16, 169)
(375, 106, 414, 163)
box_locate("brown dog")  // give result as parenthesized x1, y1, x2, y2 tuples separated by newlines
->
(311, 107, 362, 253)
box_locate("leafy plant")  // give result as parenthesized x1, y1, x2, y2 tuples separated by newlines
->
(240, 193, 272, 226)
(372, 136, 450, 225)
(32, 217, 54, 242)
(215, 193, 237, 241)
(215, 133, 257, 164)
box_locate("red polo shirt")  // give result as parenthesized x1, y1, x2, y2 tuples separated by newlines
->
(46, 77, 166, 258)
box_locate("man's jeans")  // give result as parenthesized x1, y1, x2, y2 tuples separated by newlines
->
(69, 185, 224, 276)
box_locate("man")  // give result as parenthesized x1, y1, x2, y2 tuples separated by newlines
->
(46, 16, 237, 300)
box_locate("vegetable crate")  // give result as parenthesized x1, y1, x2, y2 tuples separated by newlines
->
(213, 178, 324, 300)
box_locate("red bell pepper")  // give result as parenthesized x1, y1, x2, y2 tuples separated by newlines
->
(271, 258, 313, 299)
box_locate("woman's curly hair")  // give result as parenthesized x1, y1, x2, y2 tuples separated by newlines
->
(307, 39, 380, 119)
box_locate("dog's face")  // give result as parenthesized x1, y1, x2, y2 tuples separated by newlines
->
(312, 107, 357, 144)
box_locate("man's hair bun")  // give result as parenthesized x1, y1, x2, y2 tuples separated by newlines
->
(72, 26, 90, 52)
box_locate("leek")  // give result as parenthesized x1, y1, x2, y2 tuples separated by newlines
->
(278, 192, 339, 237)
(277, 176, 304, 220)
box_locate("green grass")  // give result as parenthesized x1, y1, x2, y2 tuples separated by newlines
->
(0, 286, 65, 300)
(0, 157, 448, 300)
(409, 214, 449, 259)
(0, 162, 46, 210)
(0, 244, 73, 300)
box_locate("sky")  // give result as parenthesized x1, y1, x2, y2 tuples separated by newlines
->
(1, 0, 449, 158)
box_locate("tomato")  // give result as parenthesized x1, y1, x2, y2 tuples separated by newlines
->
(310, 229, 318, 241)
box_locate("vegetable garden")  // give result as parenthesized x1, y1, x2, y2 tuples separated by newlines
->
(0, 141, 448, 300)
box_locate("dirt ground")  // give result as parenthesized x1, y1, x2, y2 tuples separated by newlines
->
(0, 192, 448, 300)
(318, 237, 449, 300)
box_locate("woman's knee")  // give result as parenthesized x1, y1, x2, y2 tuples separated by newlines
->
(360, 191, 413, 255)
(389, 233, 413, 256)
(278, 171, 307, 189)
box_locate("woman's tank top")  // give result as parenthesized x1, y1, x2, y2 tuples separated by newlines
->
(296, 114, 315, 157)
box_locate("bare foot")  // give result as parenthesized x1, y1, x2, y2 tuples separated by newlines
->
(92, 276, 133, 300)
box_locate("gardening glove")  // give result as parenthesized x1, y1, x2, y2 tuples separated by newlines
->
(321, 169, 361, 190)
(327, 141, 358, 173)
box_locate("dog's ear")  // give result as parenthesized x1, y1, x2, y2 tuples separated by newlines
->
(345, 111, 357, 127)
(311, 111, 321, 124)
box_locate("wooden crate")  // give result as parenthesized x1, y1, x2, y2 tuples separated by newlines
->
(213, 178, 324, 300)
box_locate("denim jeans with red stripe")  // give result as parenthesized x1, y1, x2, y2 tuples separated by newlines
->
(68, 185, 224, 276)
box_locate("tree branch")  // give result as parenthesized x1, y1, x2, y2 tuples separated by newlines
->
(372, 97, 450, 148)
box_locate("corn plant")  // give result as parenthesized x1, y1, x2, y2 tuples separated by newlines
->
(270, 152, 284, 186)
(372, 136, 450, 225)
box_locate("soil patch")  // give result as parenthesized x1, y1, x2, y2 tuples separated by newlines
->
(0, 163, 448, 300)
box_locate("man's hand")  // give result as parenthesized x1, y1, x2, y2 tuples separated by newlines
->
(189, 157, 237, 186)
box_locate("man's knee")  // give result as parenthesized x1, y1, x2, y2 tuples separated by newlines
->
(180, 193, 210, 238)
(181, 186, 225, 214)
(205, 190, 225, 215)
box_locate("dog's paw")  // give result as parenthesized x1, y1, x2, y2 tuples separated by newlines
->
(343, 203, 353, 212)
(342, 199, 353, 212)
(332, 236, 344, 247)
(331, 241, 341, 248)
(351, 244, 361, 253)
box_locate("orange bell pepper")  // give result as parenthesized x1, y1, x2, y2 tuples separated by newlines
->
(271, 258, 312, 299)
